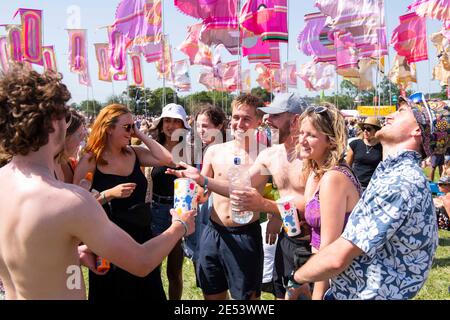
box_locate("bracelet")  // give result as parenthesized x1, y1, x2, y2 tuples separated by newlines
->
(101, 191, 107, 203)
(174, 218, 188, 237)
(202, 176, 209, 195)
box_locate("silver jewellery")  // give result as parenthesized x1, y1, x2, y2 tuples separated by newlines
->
(365, 143, 374, 154)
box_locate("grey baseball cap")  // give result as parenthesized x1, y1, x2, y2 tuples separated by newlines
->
(258, 92, 309, 115)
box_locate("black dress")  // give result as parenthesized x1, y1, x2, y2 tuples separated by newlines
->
(88, 149, 166, 301)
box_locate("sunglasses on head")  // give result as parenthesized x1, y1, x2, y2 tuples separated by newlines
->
(122, 123, 135, 132)
(307, 106, 327, 114)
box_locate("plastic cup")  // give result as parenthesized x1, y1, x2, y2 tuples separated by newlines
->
(174, 178, 198, 216)
(276, 196, 301, 237)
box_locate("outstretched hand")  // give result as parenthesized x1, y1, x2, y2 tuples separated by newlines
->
(166, 162, 201, 183)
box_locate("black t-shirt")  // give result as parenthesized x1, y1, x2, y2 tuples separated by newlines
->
(349, 139, 383, 188)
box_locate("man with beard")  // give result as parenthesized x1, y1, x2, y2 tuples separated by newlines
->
(172, 93, 312, 299)
(231, 92, 312, 299)
(286, 94, 448, 300)
(0, 63, 195, 299)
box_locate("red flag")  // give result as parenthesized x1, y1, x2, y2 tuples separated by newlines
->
(391, 12, 428, 63)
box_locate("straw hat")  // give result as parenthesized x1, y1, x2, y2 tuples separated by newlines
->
(358, 117, 381, 130)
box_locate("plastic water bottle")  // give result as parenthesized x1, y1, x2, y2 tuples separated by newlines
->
(228, 157, 254, 224)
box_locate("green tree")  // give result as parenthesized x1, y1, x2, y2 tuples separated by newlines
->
(251, 87, 273, 103)
(79, 100, 103, 117)
(148, 87, 180, 115)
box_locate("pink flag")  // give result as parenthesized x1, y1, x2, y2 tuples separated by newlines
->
(242, 32, 271, 63)
(94, 43, 112, 82)
(0, 36, 10, 73)
(282, 62, 297, 88)
(240, 0, 288, 42)
(113, 0, 162, 49)
(178, 23, 212, 67)
(156, 36, 173, 81)
(263, 42, 280, 69)
(391, 12, 428, 63)
(133, 42, 162, 63)
(315, 0, 387, 58)
(173, 59, 191, 92)
(175, 0, 239, 55)
(409, 0, 450, 21)
(130, 52, 144, 87)
(14, 9, 43, 65)
(297, 12, 336, 63)
(108, 27, 128, 81)
(5, 25, 24, 62)
(335, 31, 359, 75)
(298, 61, 335, 92)
(42, 46, 57, 72)
(78, 70, 92, 87)
(222, 60, 239, 92)
(199, 66, 222, 91)
(68, 29, 88, 74)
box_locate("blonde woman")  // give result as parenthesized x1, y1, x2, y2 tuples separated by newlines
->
(73, 104, 172, 301)
(288, 103, 361, 300)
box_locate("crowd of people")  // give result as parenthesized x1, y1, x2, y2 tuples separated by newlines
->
(0, 63, 449, 300)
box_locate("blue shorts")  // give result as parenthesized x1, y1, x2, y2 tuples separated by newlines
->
(151, 201, 173, 236)
(196, 219, 263, 300)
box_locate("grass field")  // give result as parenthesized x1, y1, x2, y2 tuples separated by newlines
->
(81, 229, 450, 300)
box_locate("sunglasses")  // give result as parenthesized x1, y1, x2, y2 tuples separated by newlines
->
(307, 106, 327, 114)
(122, 123, 135, 132)
(362, 126, 375, 132)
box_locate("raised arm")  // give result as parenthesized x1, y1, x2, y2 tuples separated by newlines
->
(132, 128, 172, 167)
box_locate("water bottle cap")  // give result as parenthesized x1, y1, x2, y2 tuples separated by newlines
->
(233, 157, 241, 165)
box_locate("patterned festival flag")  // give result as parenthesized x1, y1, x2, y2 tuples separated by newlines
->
(388, 55, 417, 91)
(178, 23, 212, 67)
(113, 0, 162, 49)
(94, 43, 112, 82)
(175, 0, 239, 55)
(282, 61, 297, 88)
(42, 46, 57, 72)
(297, 12, 336, 63)
(156, 35, 173, 81)
(4, 25, 24, 62)
(409, 0, 450, 21)
(108, 27, 128, 81)
(242, 32, 271, 63)
(14, 9, 43, 65)
(130, 52, 144, 87)
(68, 29, 88, 73)
(315, 0, 387, 58)
(240, 0, 288, 42)
(173, 59, 191, 92)
(391, 12, 428, 63)
(0, 36, 10, 72)
(297, 61, 335, 92)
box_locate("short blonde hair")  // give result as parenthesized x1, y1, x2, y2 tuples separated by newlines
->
(297, 103, 348, 177)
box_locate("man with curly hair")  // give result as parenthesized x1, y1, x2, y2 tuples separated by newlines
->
(0, 63, 195, 300)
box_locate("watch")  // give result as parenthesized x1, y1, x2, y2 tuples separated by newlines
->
(286, 270, 303, 289)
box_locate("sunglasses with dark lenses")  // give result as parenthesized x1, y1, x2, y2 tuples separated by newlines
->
(307, 106, 327, 114)
(362, 126, 375, 132)
(122, 123, 135, 132)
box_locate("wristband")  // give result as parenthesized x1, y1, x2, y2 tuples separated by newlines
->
(102, 191, 107, 203)
(174, 218, 188, 237)
(202, 176, 209, 195)
(286, 270, 303, 289)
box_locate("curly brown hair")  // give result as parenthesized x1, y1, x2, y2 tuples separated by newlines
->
(0, 63, 71, 156)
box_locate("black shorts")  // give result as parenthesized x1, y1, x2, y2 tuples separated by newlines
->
(431, 153, 445, 167)
(196, 219, 263, 300)
(273, 231, 312, 299)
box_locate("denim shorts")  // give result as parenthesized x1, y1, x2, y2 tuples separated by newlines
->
(151, 201, 173, 236)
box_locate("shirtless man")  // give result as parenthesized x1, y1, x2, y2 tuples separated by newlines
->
(169, 94, 265, 300)
(0, 63, 195, 300)
(233, 92, 312, 299)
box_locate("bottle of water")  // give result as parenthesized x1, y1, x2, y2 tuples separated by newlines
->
(228, 157, 254, 224)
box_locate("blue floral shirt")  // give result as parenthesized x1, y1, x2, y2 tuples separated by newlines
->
(331, 150, 439, 300)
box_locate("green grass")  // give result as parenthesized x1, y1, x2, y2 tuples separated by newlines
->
(83, 230, 450, 300)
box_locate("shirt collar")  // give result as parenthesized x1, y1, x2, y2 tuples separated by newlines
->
(383, 150, 422, 166)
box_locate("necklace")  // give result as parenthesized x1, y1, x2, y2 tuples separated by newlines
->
(365, 144, 374, 154)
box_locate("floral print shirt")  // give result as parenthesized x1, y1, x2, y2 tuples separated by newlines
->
(331, 150, 438, 300)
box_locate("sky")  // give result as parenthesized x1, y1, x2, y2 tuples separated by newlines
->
(0, 0, 445, 104)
